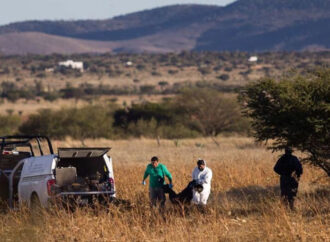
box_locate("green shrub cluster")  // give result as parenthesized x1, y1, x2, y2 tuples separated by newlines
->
(2, 89, 250, 139)
(0, 115, 21, 136)
(19, 105, 117, 139)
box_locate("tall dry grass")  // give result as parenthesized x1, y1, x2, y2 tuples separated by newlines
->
(0, 137, 329, 241)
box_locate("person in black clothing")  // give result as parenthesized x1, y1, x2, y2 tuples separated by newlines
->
(274, 147, 303, 210)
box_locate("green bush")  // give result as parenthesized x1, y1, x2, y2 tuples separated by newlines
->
(157, 124, 200, 139)
(127, 118, 158, 137)
(140, 85, 155, 94)
(0, 115, 21, 135)
(217, 74, 230, 81)
(126, 118, 199, 139)
(42, 92, 60, 101)
(19, 105, 117, 139)
(168, 69, 178, 75)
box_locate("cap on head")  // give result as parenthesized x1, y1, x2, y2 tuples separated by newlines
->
(151, 156, 159, 162)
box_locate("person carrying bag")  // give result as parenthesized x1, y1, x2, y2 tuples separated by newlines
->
(142, 156, 173, 209)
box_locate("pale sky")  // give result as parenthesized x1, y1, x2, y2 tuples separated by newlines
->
(0, 0, 236, 26)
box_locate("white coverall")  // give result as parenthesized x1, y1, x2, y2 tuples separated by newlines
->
(192, 165, 212, 205)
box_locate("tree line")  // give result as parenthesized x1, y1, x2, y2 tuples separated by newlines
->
(0, 80, 239, 102)
(0, 88, 250, 140)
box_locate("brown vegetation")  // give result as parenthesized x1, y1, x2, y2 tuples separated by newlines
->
(0, 52, 329, 116)
(0, 137, 328, 241)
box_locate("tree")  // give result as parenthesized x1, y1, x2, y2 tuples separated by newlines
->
(175, 88, 241, 138)
(240, 69, 330, 176)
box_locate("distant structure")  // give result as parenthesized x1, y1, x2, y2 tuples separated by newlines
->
(45, 68, 54, 73)
(125, 61, 133, 67)
(58, 60, 84, 71)
(248, 56, 258, 62)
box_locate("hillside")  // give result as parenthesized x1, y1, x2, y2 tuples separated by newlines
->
(0, 0, 329, 54)
(0, 32, 118, 55)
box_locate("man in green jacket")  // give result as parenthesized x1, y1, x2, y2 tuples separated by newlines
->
(142, 156, 173, 208)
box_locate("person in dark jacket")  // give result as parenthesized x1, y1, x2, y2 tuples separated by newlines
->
(274, 147, 303, 210)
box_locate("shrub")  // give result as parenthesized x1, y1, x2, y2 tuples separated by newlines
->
(168, 69, 178, 75)
(42, 92, 59, 102)
(158, 81, 168, 87)
(136, 64, 146, 70)
(198, 67, 212, 75)
(240, 68, 330, 176)
(140, 85, 155, 94)
(0, 115, 21, 135)
(127, 118, 158, 137)
(19, 105, 117, 140)
(217, 74, 230, 81)
(151, 71, 161, 76)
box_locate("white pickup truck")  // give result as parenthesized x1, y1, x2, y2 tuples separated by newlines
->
(0, 136, 116, 208)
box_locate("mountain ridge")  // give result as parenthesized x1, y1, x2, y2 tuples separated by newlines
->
(0, 0, 329, 54)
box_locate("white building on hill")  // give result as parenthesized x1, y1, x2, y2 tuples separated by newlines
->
(125, 61, 133, 67)
(248, 56, 258, 62)
(58, 60, 84, 71)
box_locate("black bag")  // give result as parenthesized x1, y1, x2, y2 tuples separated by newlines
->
(157, 165, 165, 185)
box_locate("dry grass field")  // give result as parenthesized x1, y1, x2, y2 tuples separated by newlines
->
(0, 137, 329, 241)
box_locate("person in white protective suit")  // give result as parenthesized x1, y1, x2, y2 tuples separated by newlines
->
(192, 159, 212, 205)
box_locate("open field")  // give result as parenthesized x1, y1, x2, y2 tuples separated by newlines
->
(1, 137, 329, 241)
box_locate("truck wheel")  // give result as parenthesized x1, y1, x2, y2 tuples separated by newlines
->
(30, 193, 41, 210)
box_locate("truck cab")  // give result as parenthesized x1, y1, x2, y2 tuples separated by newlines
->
(0, 136, 116, 208)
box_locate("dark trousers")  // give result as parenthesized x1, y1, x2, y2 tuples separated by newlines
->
(149, 187, 166, 208)
(280, 176, 298, 210)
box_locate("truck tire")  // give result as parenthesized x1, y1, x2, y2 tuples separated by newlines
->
(30, 193, 41, 210)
